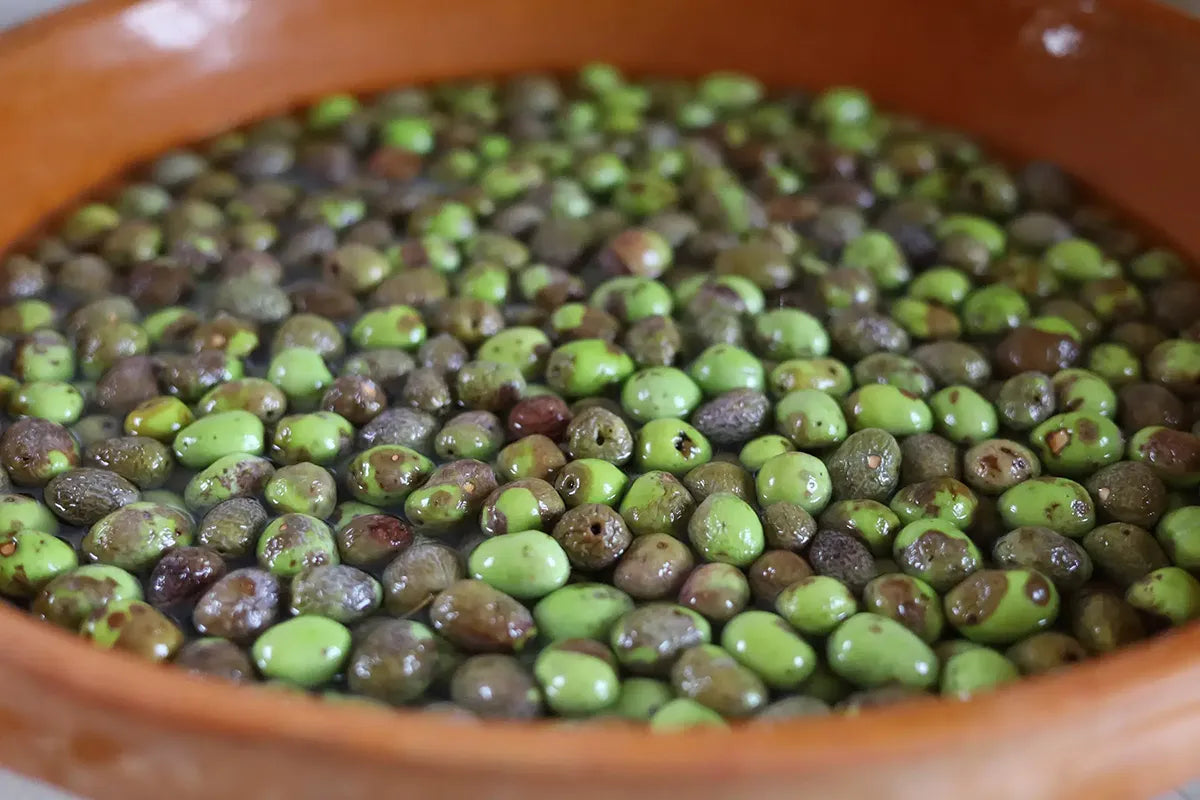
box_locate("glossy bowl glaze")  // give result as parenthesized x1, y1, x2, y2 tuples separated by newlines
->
(0, 1, 1198, 798)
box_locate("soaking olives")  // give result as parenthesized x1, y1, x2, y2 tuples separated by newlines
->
(0, 68, 1196, 728)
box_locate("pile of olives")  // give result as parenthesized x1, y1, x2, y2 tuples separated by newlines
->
(0, 64, 1197, 727)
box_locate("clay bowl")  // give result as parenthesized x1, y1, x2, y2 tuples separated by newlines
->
(0, 1, 1198, 798)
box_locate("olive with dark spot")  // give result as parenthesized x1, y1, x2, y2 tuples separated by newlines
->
(944, 568, 1060, 644)
(336, 514, 413, 568)
(862, 573, 944, 643)
(320, 375, 387, 426)
(0, 418, 80, 487)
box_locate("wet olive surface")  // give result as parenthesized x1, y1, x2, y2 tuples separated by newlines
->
(0, 67, 1198, 727)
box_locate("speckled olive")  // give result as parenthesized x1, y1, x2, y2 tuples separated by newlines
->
(996, 372, 1056, 431)
(345, 445, 433, 507)
(332, 513, 410, 568)
(197, 379, 288, 424)
(818, 499, 900, 557)
(319, 376, 386, 426)
(761, 502, 818, 553)
(770, 358, 853, 399)
(264, 462, 338, 518)
(290, 564, 383, 623)
(962, 439, 1041, 495)
(545, 339, 635, 398)
(690, 389, 771, 449)
(992, 526, 1092, 593)
(898, 433, 960, 485)
(852, 353, 935, 398)
(256, 513, 338, 577)
(435, 410, 505, 462)
(82, 502, 193, 572)
(43, 468, 140, 526)
(192, 568, 280, 643)
(81, 599, 184, 663)
(890, 477, 978, 530)
(893, 519, 982, 592)
(0, 418, 80, 486)
(32, 564, 142, 630)
(85, 436, 174, 490)
(193, 498, 267, 558)
(682, 461, 755, 504)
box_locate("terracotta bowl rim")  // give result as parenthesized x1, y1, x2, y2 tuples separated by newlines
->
(6, 597, 1200, 775)
(1, 0, 1199, 780)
